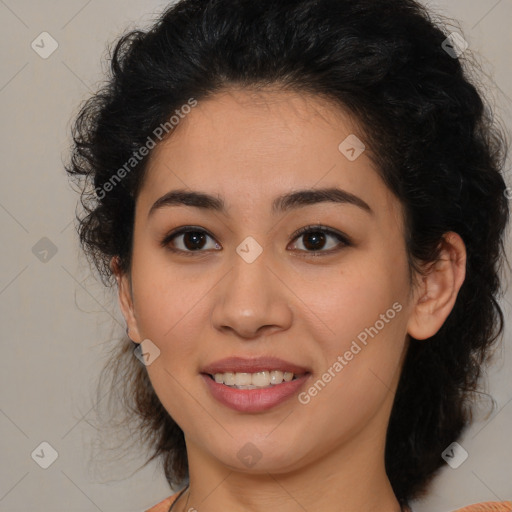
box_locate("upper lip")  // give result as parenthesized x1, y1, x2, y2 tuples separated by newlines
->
(201, 356, 310, 375)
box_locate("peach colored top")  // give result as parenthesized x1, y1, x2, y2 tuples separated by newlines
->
(145, 494, 512, 512)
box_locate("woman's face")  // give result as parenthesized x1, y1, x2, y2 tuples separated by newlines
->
(119, 88, 419, 475)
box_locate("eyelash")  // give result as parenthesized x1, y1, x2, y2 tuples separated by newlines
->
(160, 224, 352, 257)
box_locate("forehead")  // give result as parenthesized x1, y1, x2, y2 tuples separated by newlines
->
(151, 87, 362, 157)
(139, 87, 396, 219)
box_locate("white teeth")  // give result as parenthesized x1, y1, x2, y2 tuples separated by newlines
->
(212, 370, 298, 388)
(235, 373, 252, 386)
(252, 371, 270, 387)
(269, 370, 284, 385)
(224, 372, 236, 386)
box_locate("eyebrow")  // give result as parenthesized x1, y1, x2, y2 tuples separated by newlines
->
(148, 187, 373, 218)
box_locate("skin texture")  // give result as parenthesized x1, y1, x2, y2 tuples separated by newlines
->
(114, 88, 466, 512)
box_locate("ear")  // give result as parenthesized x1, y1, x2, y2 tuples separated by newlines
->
(407, 232, 466, 340)
(111, 256, 142, 343)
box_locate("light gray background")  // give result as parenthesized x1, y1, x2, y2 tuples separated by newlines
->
(0, 1, 511, 511)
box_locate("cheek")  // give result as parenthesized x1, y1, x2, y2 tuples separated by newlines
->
(297, 248, 408, 348)
(298, 246, 409, 403)
(129, 260, 215, 418)
(296, 303, 407, 448)
(133, 286, 210, 387)
(130, 240, 210, 339)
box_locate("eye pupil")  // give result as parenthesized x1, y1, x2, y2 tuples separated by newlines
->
(303, 231, 326, 251)
(184, 231, 207, 250)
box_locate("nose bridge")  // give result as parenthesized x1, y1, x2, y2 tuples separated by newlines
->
(210, 239, 292, 338)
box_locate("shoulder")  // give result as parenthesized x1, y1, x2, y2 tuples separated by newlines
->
(450, 502, 512, 512)
(144, 492, 180, 512)
(144, 497, 512, 512)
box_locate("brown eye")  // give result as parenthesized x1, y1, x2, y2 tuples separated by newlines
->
(161, 224, 351, 257)
(180, 231, 208, 250)
(299, 231, 328, 251)
(161, 227, 221, 254)
(289, 225, 351, 254)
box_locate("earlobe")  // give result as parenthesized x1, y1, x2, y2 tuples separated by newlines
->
(111, 256, 142, 343)
(407, 232, 467, 341)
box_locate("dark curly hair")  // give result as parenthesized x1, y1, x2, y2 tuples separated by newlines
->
(65, 0, 510, 505)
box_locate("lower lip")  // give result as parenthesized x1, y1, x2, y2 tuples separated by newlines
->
(201, 373, 310, 413)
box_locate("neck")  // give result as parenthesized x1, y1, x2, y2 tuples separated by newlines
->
(180, 415, 402, 512)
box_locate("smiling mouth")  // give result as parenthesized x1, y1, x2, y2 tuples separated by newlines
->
(201, 370, 311, 412)
(205, 370, 308, 389)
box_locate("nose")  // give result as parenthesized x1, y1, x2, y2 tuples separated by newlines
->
(209, 248, 293, 340)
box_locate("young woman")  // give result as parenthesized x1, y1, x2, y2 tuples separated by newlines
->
(65, 0, 511, 511)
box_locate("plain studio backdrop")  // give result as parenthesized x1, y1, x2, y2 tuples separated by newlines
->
(0, 1, 511, 511)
